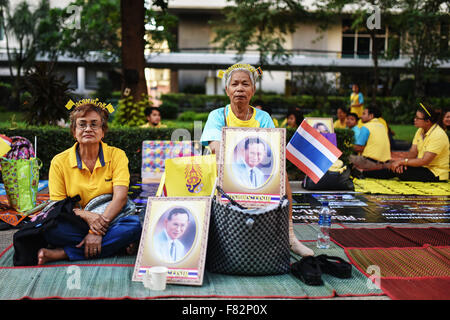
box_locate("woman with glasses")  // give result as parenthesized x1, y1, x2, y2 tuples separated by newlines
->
(388, 104, 449, 182)
(37, 102, 142, 265)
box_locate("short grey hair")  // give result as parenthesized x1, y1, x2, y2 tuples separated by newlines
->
(225, 68, 257, 89)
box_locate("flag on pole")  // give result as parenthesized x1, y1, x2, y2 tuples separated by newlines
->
(286, 120, 342, 184)
(0, 134, 12, 157)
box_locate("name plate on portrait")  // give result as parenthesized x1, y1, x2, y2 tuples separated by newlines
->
(218, 127, 286, 208)
(132, 197, 211, 286)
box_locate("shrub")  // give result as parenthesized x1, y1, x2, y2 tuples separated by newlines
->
(112, 94, 150, 127)
(0, 125, 355, 181)
(159, 101, 179, 120)
(21, 63, 74, 125)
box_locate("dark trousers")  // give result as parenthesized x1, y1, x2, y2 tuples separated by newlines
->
(363, 165, 440, 182)
(43, 215, 142, 261)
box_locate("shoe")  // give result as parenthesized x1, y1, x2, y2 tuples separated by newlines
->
(291, 256, 323, 286)
(316, 254, 352, 279)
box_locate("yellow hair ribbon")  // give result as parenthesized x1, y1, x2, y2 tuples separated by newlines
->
(419, 103, 431, 117)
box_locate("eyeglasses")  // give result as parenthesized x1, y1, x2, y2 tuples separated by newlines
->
(414, 117, 426, 121)
(76, 122, 101, 131)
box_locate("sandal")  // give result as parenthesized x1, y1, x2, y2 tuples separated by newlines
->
(316, 254, 352, 279)
(291, 256, 323, 286)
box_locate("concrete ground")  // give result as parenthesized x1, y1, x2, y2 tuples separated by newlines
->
(1, 182, 447, 300)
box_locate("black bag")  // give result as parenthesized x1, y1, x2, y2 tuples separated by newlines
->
(13, 195, 88, 266)
(206, 187, 290, 276)
(302, 168, 354, 191)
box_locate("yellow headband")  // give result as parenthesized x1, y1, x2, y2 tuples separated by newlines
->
(65, 98, 115, 113)
(419, 103, 431, 117)
(217, 63, 263, 79)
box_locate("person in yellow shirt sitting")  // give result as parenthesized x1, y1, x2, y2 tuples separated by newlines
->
(333, 107, 348, 129)
(389, 104, 449, 182)
(350, 106, 392, 179)
(140, 107, 167, 128)
(38, 101, 142, 265)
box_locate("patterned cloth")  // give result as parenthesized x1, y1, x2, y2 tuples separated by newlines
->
(141, 140, 194, 181)
(353, 178, 450, 195)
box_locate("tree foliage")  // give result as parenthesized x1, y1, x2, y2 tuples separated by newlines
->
(21, 63, 74, 125)
(211, 0, 308, 66)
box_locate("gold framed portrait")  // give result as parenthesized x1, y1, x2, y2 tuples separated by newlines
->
(305, 117, 334, 134)
(132, 197, 211, 286)
(218, 127, 286, 208)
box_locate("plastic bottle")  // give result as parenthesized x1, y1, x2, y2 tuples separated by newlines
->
(317, 201, 331, 249)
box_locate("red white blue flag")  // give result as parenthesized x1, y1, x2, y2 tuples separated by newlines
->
(286, 120, 342, 183)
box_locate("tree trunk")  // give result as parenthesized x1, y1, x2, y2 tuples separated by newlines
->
(120, 0, 147, 102)
(371, 31, 378, 103)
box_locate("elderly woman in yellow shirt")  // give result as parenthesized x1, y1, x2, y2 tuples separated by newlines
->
(37, 102, 142, 265)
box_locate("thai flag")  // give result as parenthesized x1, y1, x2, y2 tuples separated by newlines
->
(286, 120, 342, 183)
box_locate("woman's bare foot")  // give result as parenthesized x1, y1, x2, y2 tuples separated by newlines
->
(289, 223, 314, 257)
(37, 248, 68, 265)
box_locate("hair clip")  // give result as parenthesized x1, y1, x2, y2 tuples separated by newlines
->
(419, 103, 431, 117)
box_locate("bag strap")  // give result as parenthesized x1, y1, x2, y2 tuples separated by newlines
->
(216, 185, 247, 210)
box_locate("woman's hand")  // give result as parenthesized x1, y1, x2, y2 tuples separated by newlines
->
(76, 233, 103, 259)
(73, 209, 110, 235)
(389, 160, 406, 173)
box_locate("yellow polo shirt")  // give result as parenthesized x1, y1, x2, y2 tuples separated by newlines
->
(49, 141, 130, 208)
(412, 124, 449, 180)
(334, 119, 347, 129)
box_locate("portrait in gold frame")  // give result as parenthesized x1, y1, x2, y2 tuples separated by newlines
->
(132, 197, 211, 286)
(218, 127, 285, 208)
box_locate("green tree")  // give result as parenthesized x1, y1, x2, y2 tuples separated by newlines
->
(316, 0, 398, 101)
(21, 63, 74, 125)
(0, 0, 52, 108)
(211, 0, 308, 90)
(393, 0, 449, 98)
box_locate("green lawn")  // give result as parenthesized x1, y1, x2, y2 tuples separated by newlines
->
(390, 124, 417, 142)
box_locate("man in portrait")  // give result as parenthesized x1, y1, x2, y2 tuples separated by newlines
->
(153, 208, 190, 263)
(232, 137, 268, 189)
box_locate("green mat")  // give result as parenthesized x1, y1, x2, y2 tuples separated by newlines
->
(0, 224, 383, 300)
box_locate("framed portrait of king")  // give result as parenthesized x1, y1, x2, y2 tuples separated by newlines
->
(218, 127, 286, 208)
(132, 197, 211, 286)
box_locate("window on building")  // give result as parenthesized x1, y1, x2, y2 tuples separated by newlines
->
(341, 19, 388, 59)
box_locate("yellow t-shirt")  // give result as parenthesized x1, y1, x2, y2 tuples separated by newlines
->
(360, 119, 391, 162)
(412, 124, 449, 180)
(226, 105, 260, 128)
(334, 119, 347, 129)
(350, 92, 364, 117)
(140, 122, 167, 128)
(49, 141, 130, 208)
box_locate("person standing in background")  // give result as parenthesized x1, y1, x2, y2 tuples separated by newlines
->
(350, 84, 364, 118)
